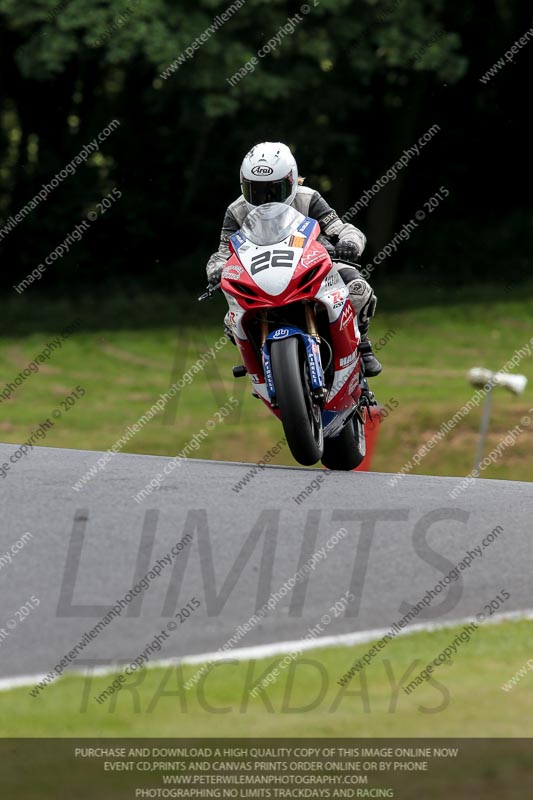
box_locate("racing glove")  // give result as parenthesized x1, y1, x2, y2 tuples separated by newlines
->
(333, 240, 360, 265)
(207, 263, 223, 288)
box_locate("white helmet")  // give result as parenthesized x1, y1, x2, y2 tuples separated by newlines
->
(240, 142, 298, 207)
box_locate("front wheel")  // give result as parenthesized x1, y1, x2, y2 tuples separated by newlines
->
(321, 415, 366, 471)
(270, 337, 324, 466)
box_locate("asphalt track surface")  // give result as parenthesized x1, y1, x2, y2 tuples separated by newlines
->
(0, 442, 531, 680)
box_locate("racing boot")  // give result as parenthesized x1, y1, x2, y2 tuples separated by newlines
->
(358, 320, 382, 377)
(346, 278, 382, 377)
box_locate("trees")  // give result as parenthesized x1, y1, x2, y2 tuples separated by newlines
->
(0, 0, 530, 292)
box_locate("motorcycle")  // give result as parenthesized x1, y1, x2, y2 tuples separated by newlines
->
(199, 202, 376, 470)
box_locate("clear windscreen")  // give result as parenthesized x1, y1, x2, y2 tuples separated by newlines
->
(240, 202, 306, 245)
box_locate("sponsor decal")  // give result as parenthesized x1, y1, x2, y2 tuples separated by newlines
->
(297, 218, 314, 235)
(308, 352, 320, 385)
(263, 353, 275, 396)
(339, 352, 357, 368)
(339, 303, 354, 331)
(321, 210, 338, 228)
(273, 328, 290, 338)
(301, 248, 325, 269)
(324, 272, 340, 289)
(251, 165, 274, 176)
(306, 338, 323, 388)
(289, 235, 306, 248)
(330, 289, 345, 309)
(248, 373, 261, 383)
(348, 374, 359, 394)
(222, 265, 244, 280)
(231, 232, 246, 250)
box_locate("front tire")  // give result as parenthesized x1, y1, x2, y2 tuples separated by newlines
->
(270, 337, 324, 466)
(321, 415, 366, 471)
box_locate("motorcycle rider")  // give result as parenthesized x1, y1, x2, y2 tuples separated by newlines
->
(206, 142, 382, 377)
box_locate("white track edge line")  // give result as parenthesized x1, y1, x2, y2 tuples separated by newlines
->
(2, 608, 532, 694)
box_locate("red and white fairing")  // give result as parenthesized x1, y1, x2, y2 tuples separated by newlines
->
(221, 204, 361, 434)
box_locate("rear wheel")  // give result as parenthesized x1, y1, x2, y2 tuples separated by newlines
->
(270, 337, 324, 466)
(321, 415, 366, 471)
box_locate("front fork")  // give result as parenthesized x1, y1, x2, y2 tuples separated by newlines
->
(304, 300, 319, 339)
(304, 302, 327, 405)
(259, 303, 319, 345)
(259, 312, 269, 348)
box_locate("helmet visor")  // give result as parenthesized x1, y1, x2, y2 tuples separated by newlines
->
(242, 176, 293, 206)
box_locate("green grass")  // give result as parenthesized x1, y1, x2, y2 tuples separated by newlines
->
(0, 285, 532, 482)
(1, 619, 532, 737)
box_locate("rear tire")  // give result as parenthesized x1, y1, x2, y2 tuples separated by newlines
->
(270, 337, 324, 466)
(321, 415, 366, 471)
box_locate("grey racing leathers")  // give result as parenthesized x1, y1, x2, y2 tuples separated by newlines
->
(207, 185, 366, 283)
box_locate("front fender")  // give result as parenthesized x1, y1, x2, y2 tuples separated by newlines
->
(262, 327, 324, 401)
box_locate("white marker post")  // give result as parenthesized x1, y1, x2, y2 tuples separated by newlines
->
(467, 367, 528, 476)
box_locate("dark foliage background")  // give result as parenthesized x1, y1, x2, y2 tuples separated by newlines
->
(0, 0, 531, 297)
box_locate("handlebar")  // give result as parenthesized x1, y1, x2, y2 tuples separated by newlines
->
(198, 283, 221, 302)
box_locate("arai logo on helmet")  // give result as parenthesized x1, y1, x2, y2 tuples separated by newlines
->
(251, 165, 274, 176)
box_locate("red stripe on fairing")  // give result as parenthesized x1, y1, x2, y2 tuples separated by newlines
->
(327, 363, 362, 410)
(331, 301, 359, 366)
(236, 336, 263, 384)
(327, 300, 362, 409)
